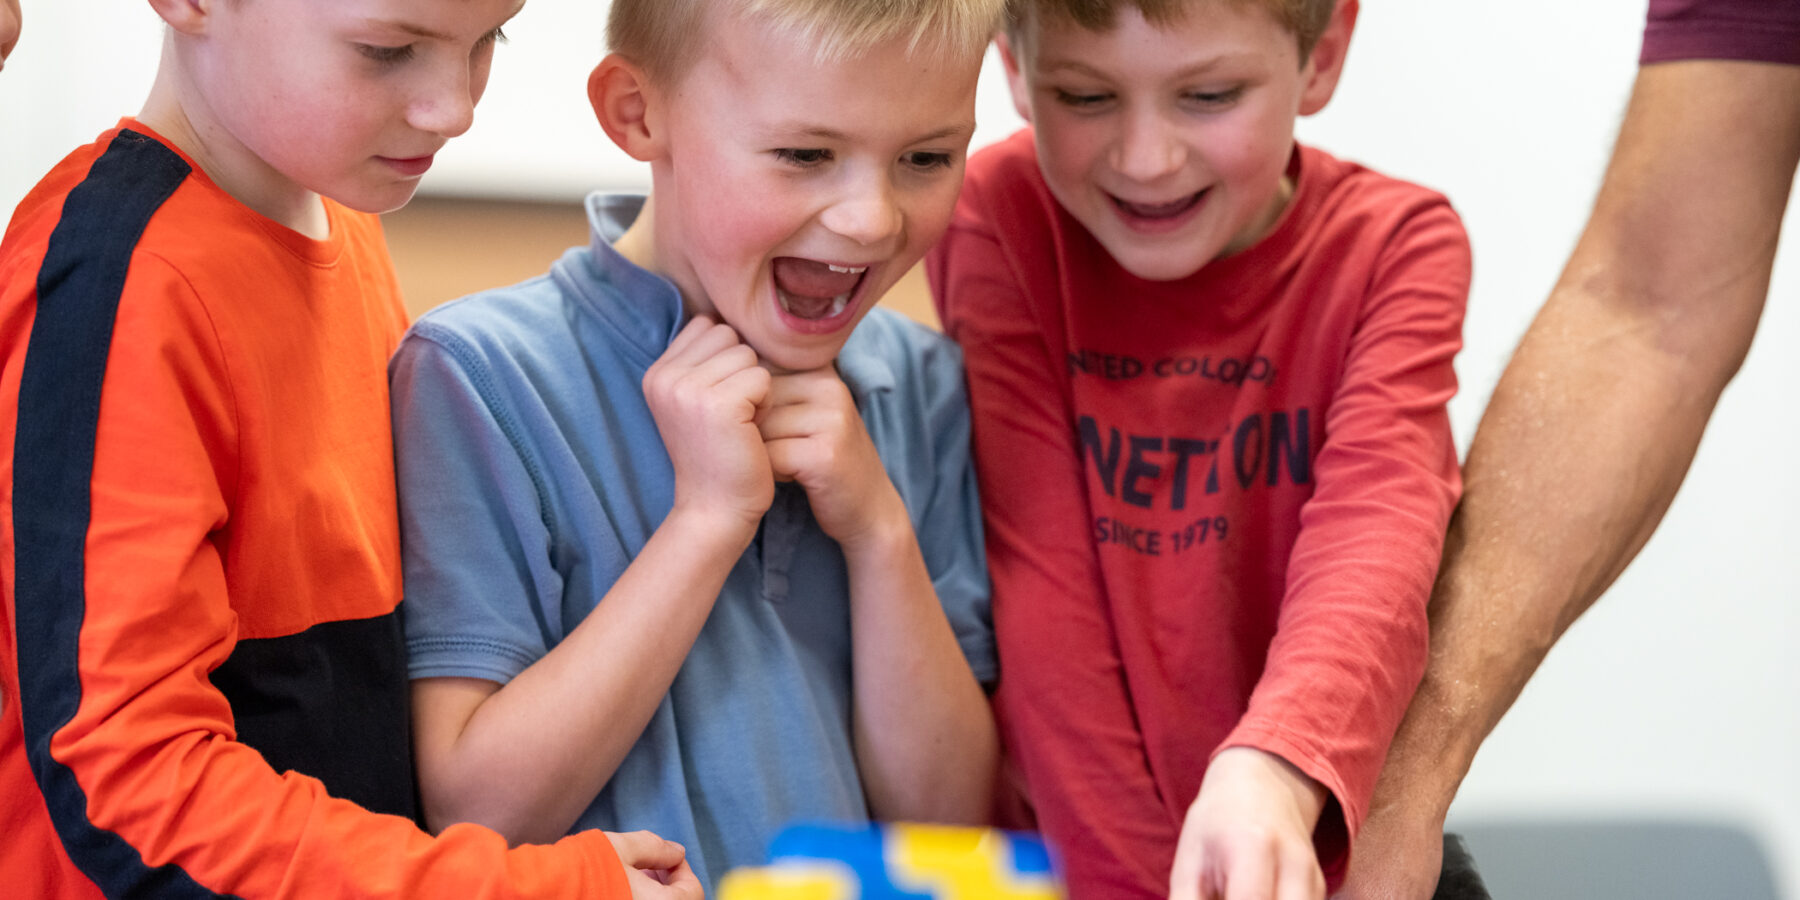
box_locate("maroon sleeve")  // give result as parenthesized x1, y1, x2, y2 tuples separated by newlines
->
(1641, 0, 1800, 65)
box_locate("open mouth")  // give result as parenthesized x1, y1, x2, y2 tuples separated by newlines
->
(1112, 190, 1205, 221)
(772, 257, 868, 324)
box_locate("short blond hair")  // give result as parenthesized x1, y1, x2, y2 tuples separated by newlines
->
(608, 0, 1006, 84)
(1006, 0, 1335, 59)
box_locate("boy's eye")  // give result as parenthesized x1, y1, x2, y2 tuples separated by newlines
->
(775, 148, 833, 167)
(1183, 87, 1244, 108)
(902, 151, 954, 172)
(1053, 89, 1113, 109)
(476, 26, 509, 49)
(357, 43, 416, 64)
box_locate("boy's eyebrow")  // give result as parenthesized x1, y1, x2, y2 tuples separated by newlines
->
(1038, 54, 1257, 80)
(362, 1, 527, 41)
(364, 19, 455, 40)
(775, 123, 977, 144)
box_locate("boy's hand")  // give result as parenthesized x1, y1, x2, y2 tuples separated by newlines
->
(1169, 747, 1329, 900)
(604, 831, 705, 899)
(757, 366, 906, 551)
(644, 316, 774, 532)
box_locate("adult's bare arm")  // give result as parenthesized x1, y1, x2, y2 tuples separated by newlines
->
(1338, 59, 1800, 899)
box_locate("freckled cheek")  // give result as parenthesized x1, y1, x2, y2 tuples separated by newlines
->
(904, 186, 962, 257)
(1042, 122, 1113, 189)
(1209, 126, 1285, 187)
(259, 77, 379, 158)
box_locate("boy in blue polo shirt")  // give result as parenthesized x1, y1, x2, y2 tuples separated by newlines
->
(390, 0, 1005, 894)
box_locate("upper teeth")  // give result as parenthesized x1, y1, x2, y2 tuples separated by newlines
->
(827, 264, 866, 274)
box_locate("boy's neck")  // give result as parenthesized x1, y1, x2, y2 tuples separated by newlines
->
(137, 63, 331, 241)
(613, 198, 709, 322)
(613, 198, 657, 277)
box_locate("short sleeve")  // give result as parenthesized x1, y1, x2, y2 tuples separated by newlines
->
(391, 324, 565, 684)
(1641, 0, 1800, 65)
(911, 332, 997, 686)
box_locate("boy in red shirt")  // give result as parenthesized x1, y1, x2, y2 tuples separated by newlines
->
(0, 0, 690, 897)
(927, 1, 1468, 897)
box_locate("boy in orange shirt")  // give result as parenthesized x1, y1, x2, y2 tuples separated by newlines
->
(0, 0, 691, 896)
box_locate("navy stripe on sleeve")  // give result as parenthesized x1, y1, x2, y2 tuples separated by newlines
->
(12, 130, 241, 899)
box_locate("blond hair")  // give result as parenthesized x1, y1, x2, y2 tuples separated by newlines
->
(608, 0, 1006, 83)
(1005, 0, 1335, 59)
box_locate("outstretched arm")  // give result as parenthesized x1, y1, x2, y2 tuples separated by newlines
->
(1339, 59, 1800, 899)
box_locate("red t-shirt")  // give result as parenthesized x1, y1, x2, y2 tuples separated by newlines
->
(1641, 0, 1800, 64)
(928, 131, 1469, 897)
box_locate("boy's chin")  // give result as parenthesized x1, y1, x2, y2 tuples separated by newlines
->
(754, 348, 840, 376)
(1108, 247, 1212, 282)
(348, 194, 421, 217)
(324, 181, 424, 217)
(747, 335, 849, 376)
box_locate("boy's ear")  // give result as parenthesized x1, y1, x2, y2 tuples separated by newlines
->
(146, 0, 210, 35)
(1298, 0, 1358, 116)
(995, 31, 1034, 125)
(589, 53, 665, 162)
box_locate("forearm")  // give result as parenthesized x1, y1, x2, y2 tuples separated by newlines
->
(416, 508, 753, 844)
(13, 497, 630, 897)
(842, 504, 999, 824)
(1379, 60, 1800, 823)
(1380, 281, 1752, 817)
(1227, 195, 1465, 858)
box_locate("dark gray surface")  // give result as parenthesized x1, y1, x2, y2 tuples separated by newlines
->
(1452, 819, 1782, 900)
(1435, 833, 1492, 900)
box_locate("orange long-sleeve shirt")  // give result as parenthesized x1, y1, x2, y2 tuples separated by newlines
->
(0, 122, 628, 899)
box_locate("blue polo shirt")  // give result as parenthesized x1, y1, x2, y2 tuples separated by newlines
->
(390, 193, 994, 893)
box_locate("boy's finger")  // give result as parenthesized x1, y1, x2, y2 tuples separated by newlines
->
(1168, 840, 1205, 900)
(762, 437, 806, 483)
(660, 858, 705, 899)
(685, 342, 762, 389)
(608, 830, 688, 871)
(661, 315, 716, 357)
(1274, 849, 1323, 900)
(762, 365, 841, 407)
(714, 363, 772, 410)
(753, 403, 823, 442)
(1222, 850, 1276, 900)
(662, 318, 744, 369)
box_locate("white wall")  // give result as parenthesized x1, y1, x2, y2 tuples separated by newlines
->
(4, 1, 1796, 895)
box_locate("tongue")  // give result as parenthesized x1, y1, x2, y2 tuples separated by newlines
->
(773, 257, 860, 319)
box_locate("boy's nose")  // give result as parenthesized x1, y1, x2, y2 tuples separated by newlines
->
(820, 181, 903, 247)
(410, 72, 478, 139)
(1111, 110, 1186, 182)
